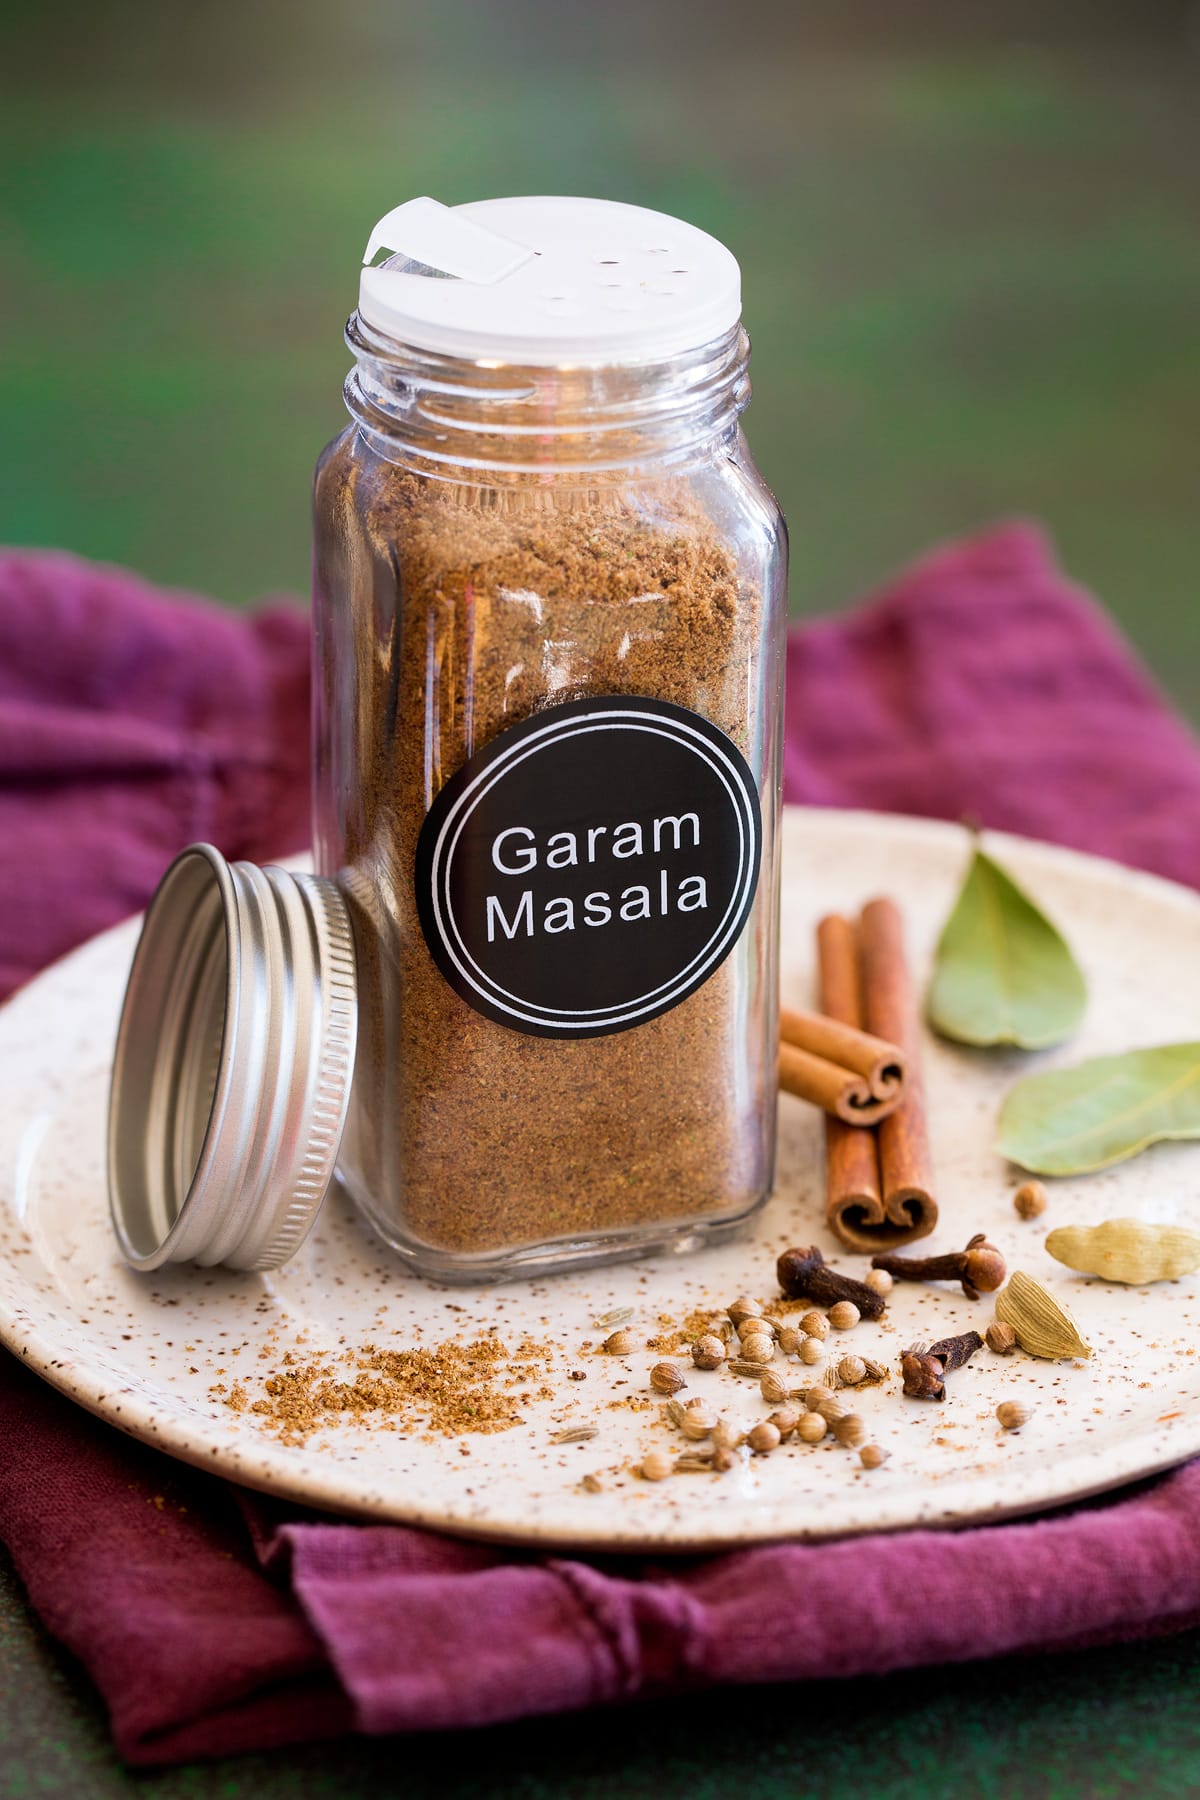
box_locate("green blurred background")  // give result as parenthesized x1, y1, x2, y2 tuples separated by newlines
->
(3, 0, 1198, 711)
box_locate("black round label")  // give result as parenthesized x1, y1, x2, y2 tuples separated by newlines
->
(414, 695, 762, 1039)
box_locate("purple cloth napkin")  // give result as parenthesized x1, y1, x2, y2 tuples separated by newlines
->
(3, 523, 1200, 1765)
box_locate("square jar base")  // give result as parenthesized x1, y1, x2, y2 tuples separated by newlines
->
(334, 1170, 772, 1286)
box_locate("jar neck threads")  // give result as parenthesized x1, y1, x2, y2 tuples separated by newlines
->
(342, 315, 751, 479)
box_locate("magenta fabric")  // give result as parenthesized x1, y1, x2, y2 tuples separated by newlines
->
(2, 523, 1200, 1765)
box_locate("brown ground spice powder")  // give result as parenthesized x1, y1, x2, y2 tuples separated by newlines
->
(218, 1334, 554, 1445)
(313, 436, 771, 1262)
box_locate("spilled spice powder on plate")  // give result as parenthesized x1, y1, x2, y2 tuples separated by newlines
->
(216, 1334, 554, 1446)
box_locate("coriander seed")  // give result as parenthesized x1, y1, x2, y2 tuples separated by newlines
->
(836, 1355, 867, 1387)
(828, 1301, 861, 1331)
(865, 1268, 893, 1297)
(799, 1337, 825, 1367)
(747, 1420, 781, 1454)
(797, 1411, 827, 1444)
(986, 1321, 1018, 1356)
(603, 1328, 636, 1356)
(738, 1332, 775, 1366)
(640, 1449, 673, 1481)
(711, 1445, 737, 1473)
(759, 1368, 791, 1405)
(1014, 1180, 1047, 1220)
(798, 1310, 828, 1340)
(712, 1418, 742, 1451)
(996, 1400, 1032, 1431)
(692, 1334, 726, 1371)
(809, 1390, 845, 1422)
(832, 1412, 865, 1449)
(777, 1326, 802, 1356)
(728, 1296, 764, 1329)
(650, 1361, 687, 1395)
(859, 1444, 888, 1469)
(768, 1406, 800, 1438)
(681, 1402, 720, 1440)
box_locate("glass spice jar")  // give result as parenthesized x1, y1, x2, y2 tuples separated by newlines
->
(312, 196, 787, 1281)
(108, 195, 787, 1284)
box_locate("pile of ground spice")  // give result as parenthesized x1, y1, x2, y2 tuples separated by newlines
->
(312, 433, 773, 1265)
(217, 1334, 554, 1446)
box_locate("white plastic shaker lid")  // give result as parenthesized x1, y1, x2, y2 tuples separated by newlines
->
(356, 195, 742, 366)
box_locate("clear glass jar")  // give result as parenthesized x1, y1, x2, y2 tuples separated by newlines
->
(312, 198, 787, 1281)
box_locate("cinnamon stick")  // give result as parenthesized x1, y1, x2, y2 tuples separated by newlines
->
(778, 1004, 906, 1124)
(857, 896, 937, 1247)
(780, 1007, 906, 1101)
(817, 915, 887, 1248)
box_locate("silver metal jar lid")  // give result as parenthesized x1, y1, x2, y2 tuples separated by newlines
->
(108, 844, 358, 1272)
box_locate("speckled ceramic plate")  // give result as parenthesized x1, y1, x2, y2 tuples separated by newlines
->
(3, 808, 1200, 1550)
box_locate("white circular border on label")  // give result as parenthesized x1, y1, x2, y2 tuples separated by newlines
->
(425, 704, 761, 1034)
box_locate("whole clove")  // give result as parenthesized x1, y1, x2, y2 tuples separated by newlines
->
(871, 1233, 1006, 1301)
(776, 1246, 886, 1321)
(900, 1331, 983, 1401)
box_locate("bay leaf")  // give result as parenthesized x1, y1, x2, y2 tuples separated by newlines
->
(996, 1043, 1200, 1175)
(928, 846, 1086, 1049)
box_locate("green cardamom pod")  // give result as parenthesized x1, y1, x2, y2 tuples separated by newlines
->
(993, 1270, 1093, 1361)
(1045, 1219, 1200, 1285)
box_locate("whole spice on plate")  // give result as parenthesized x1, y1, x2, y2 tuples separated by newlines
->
(865, 1268, 893, 1297)
(747, 1420, 781, 1454)
(1045, 1219, 1200, 1285)
(805, 1389, 845, 1422)
(738, 1332, 775, 1366)
(776, 1247, 886, 1320)
(603, 1329, 636, 1356)
(832, 1412, 865, 1449)
(859, 1444, 889, 1469)
(680, 1402, 719, 1440)
(759, 1368, 792, 1405)
(994, 1271, 1093, 1361)
(818, 901, 938, 1252)
(711, 1446, 738, 1474)
(728, 1297, 766, 1330)
(927, 843, 1087, 1051)
(797, 1411, 828, 1444)
(836, 1355, 867, 1386)
(827, 1301, 861, 1331)
(778, 1005, 907, 1125)
(712, 1418, 742, 1450)
(799, 1338, 826, 1368)
(768, 1406, 800, 1438)
(1013, 1181, 1048, 1221)
(986, 1321, 1018, 1356)
(798, 1310, 829, 1340)
(594, 1306, 634, 1330)
(997, 1400, 1032, 1431)
(692, 1334, 727, 1371)
(871, 1234, 1006, 1301)
(650, 1361, 687, 1395)
(640, 1449, 674, 1482)
(901, 1331, 982, 1401)
(777, 1326, 802, 1356)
